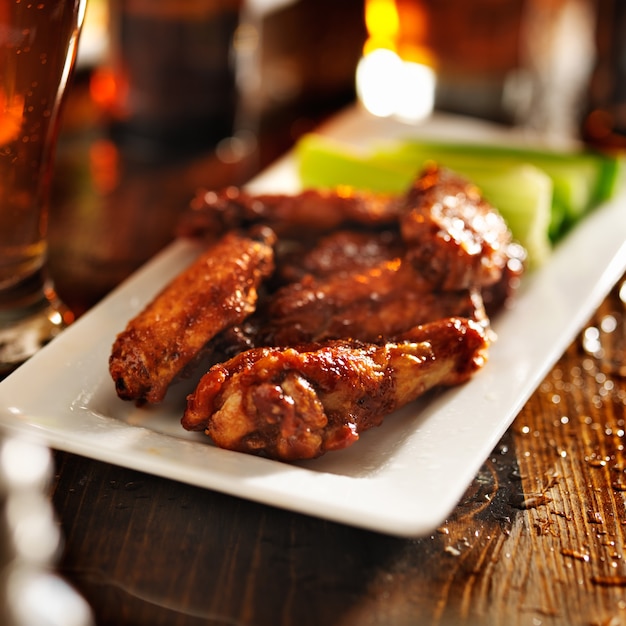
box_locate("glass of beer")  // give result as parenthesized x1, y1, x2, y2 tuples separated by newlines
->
(0, 0, 86, 374)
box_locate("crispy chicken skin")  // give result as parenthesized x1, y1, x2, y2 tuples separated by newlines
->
(109, 227, 276, 404)
(244, 226, 489, 347)
(400, 165, 515, 291)
(178, 186, 404, 240)
(182, 317, 489, 461)
(255, 257, 488, 346)
(481, 242, 526, 315)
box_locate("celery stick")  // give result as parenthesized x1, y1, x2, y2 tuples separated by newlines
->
(296, 133, 554, 268)
(595, 155, 625, 204)
(375, 140, 623, 236)
(468, 165, 553, 269)
(373, 142, 603, 235)
(297, 134, 413, 193)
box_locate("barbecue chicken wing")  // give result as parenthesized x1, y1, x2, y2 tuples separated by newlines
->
(182, 317, 489, 461)
(239, 226, 489, 347)
(109, 227, 276, 404)
(253, 254, 488, 346)
(400, 164, 515, 291)
(178, 186, 403, 241)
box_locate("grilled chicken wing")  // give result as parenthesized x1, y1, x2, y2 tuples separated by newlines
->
(182, 317, 489, 461)
(254, 255, 488, 346)
(242, 226, 488, 347)
(109, 227, 276, 404)
(400, 164, 515, 291)
(178, 186, 404, 241)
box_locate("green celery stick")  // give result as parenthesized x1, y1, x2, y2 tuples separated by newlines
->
(296, 133, 554, 268)
(297, 134, 413, 193)
(468, 164, 553, 269)
(377, 140, 623, 228)
(372, 141, 618, 238)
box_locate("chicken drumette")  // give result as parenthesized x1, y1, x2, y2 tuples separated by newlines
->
(183, 317, 489, 460)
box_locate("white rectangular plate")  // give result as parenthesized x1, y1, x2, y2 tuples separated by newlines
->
(1, 106, 625, 537)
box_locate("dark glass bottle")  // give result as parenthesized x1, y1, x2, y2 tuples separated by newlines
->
(582, 0, 626, 149)
(107, 0, 241, 163)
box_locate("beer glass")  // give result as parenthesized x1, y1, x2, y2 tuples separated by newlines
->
(0, 0, 86, 374)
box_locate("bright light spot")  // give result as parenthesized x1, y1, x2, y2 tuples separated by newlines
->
(7, 567, 95, 626)
(395, 61, 436, 122)
(5, 492, 60, 563)
(49, 310, 64, 326)
(1, 438, 52, 490)
(356, 49, 403, 118)
(600, 314, 617, 333)
(364, 0, 400, 54)
(356, 49, 435, 122)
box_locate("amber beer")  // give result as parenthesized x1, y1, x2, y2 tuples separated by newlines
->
(0, 0, 85, 290)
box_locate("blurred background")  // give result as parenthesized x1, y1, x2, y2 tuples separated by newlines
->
(68, 0, 626, 155)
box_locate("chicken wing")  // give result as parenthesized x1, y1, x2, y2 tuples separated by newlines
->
(182, 317, 489, 461)
(242, 226, 487, 346)
(177, 185, 404, 241)
(400, 164, 515, 291)
(109, 227, 276, 404)
(253, 256, 488, 346)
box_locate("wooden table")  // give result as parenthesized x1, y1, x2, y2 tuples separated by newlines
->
(43, 99, 626, 626)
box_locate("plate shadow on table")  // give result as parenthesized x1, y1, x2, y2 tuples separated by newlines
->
(51, 407, 524, 626)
